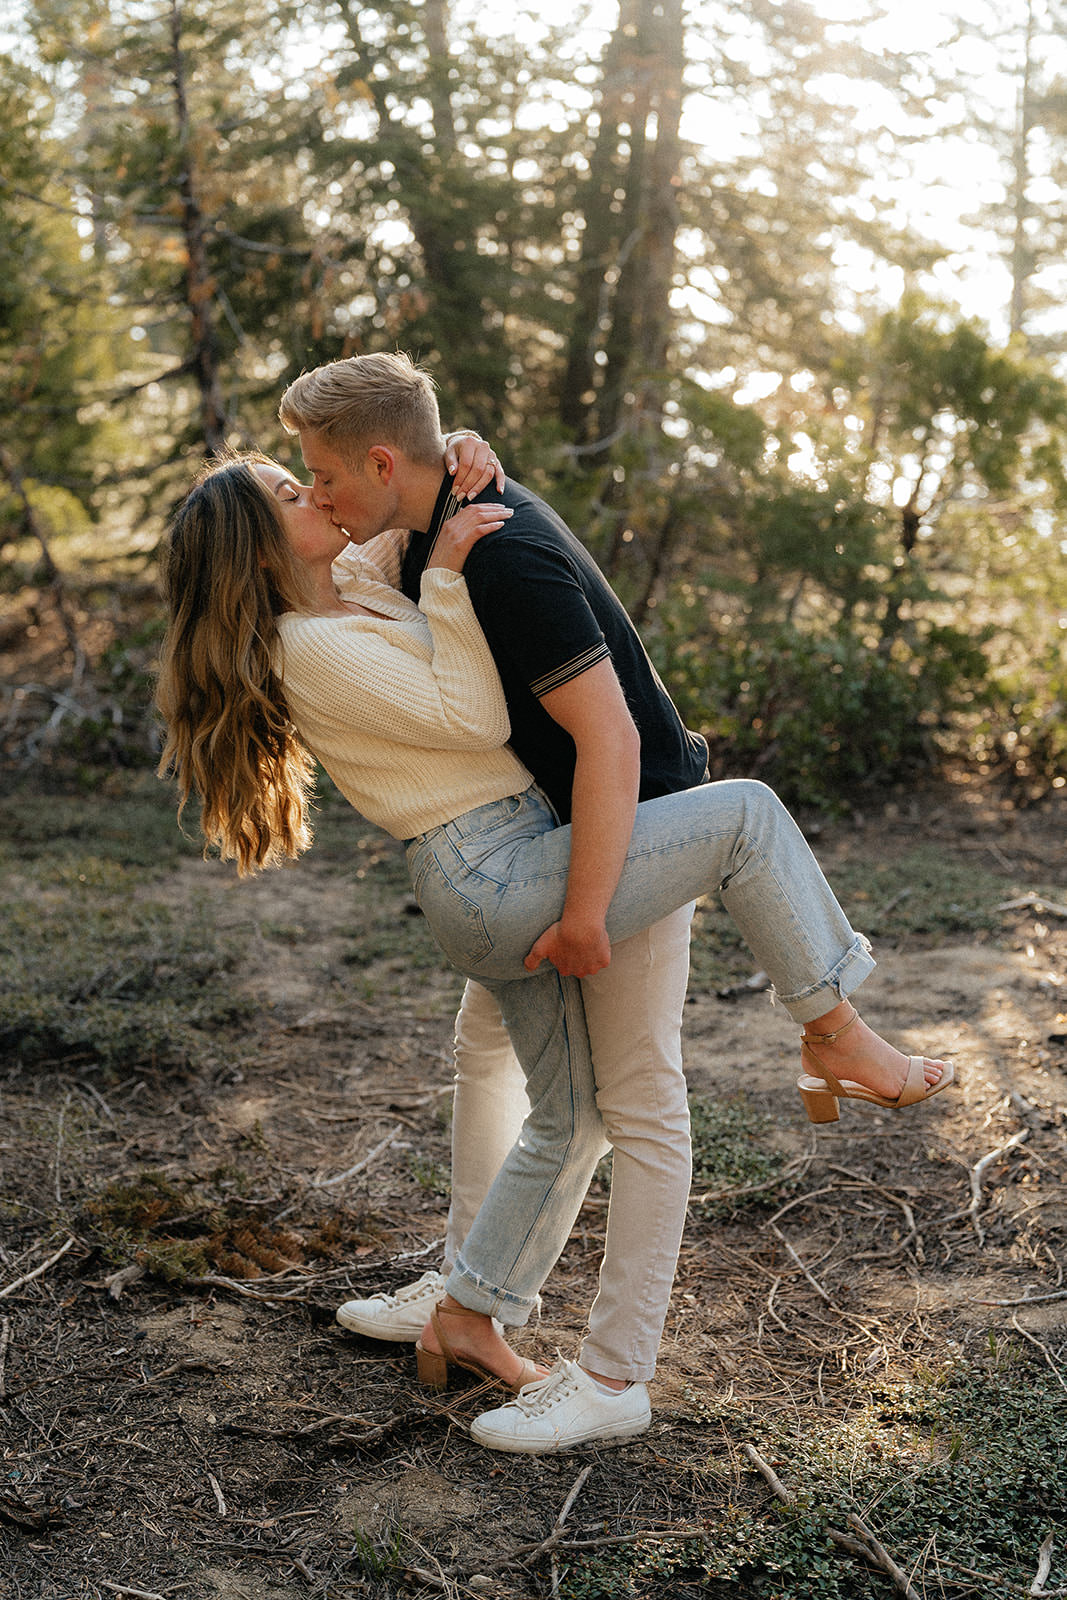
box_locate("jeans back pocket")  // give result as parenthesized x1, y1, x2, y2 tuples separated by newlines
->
(411, 849, 494, 973)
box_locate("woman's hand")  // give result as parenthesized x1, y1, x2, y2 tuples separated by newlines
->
(427, 503, 513, 573)
(444, 433, 506, 499)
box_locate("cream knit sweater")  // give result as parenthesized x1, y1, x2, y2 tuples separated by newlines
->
(274, 536, 532, 840)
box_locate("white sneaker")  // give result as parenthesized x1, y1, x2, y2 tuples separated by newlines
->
(470, 1359, 651, 1454)
(335, 1270, 448, 1342)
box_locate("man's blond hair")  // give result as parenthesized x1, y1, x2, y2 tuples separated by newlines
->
(279, 352, 444, 466)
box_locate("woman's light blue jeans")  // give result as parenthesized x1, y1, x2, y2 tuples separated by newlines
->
(405, 778, 874, 1328)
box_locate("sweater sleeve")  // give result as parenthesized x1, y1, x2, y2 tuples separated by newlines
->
(277, 569, 511, 751)
(331, 527, 409, 592)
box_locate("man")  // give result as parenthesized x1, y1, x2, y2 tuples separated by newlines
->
(278, 352, 708, 1452)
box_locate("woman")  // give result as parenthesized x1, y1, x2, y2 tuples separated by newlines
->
(157, 448, 951, 1430)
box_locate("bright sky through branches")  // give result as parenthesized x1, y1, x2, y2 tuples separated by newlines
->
(467, 0, 1043, 340)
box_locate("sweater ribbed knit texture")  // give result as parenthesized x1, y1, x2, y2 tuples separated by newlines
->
(275, 559, 531, 840)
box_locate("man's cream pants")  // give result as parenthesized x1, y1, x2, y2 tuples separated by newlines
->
(441, 904, 695, 1383)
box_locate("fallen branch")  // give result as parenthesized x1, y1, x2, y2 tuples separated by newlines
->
(741, 1443, 922, 1600)
(690, 1149, 814, 1209)
(996, 893, 1067, 920)
(508, 1524, 707, 1563)
(186, 1273, 321, 1305)
(973, 1289, 1067, 1307)
(968, 1130, 1030, 1244)
(1010, 1315, 1067, 1395)
(940, 1556, 1067, 1596)
(827, 1165, 923, 1262)
(0, 1236, 76, 1299)
(1031, 1532, 1055, 1596)
(312, 1125, 403, 1189)
(0, 1315, 9, 1399)
(844, 1512, 924, 1600)
(941, 1129, 1030, 1245)
(100, 1585, 168, 1600)
(105, 1262, 147, 1300)
(551, 1465, 594, 1597)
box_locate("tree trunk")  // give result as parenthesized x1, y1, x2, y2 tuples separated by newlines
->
(1009, 0, 1036, 338)
(577, 0, 685, 447)
(632, 490, 682, 626)
(423, 0, 458, 158)
(635, 0, 683, 421)
(559, 0, 639, 441)
(170, 0, 228, 455)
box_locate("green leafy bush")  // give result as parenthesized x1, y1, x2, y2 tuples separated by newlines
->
(650, 615, 993, 812)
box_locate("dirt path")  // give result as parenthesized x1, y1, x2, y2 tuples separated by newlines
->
(1, 784, 1065, 1598)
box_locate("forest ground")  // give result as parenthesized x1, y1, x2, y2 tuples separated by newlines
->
(1, 763, 1066, 1600)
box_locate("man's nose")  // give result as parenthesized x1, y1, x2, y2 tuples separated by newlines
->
(312, 483, 332, 511)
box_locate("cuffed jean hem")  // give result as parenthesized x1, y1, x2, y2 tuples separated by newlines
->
(447, 1254, 538, 1327)
(773, 932, 876, 1025)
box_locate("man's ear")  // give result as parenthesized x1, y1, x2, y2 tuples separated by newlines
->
(366, 445, 396, 483)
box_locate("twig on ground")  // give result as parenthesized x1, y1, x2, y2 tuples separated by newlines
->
(968, 1130, 1030, 1244)
(312, 1125, 404, 1189)
(0, 1315, 10, 1399)
(996, 893, 1067, 919)
(740, 1442, 791, 1502)
(105, 1262, 146, 1300)
(549, 1464, 594, 1597)
(185, 1274, 319, 1305)
(1031, 1532, 1055, 1596)
(974, 1289, 1067, 1307)
(403, 1567, 451, 1592)
(766, 1224, 834, 1304)
(0, 1236, 76, 1299)
(76, 1079, 116, 1121)
(941, 1129, 1030, 1244)
(766, 1223, 876, 1337)
(767, 1182, 857, 1227)
(940, 1556, 1067, 1595)
(287, 995, 377, 1027)
(741, 1443, 922, 1600)
(874, 887, 913, 921)
(508, 1524, 707, 1564)
(1010, 1315, 1067, 1395)
(208, 1473, 227, 1516)
(690, 1149, 815, 1209)
(222, 1412, 403, 1447)
(826, 1165, 924, 1262)
(143, 1357, 231, 1385)
(100, 1584, 168, 1600)
(844, 1512, 924, 1600)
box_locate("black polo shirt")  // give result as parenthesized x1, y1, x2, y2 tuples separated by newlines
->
(401, 475, 708, 823)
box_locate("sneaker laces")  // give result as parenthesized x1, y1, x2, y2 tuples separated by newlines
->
(373, 1270, 443, 1306)
(512, 1359, 583, 1417)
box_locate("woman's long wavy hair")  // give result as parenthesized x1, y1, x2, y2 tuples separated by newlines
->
(156, 450, 321, 876)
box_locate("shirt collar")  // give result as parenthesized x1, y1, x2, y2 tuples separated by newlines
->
(422, 473, 465, 560)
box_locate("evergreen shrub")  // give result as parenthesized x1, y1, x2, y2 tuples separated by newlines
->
(650, 614, 994, 812)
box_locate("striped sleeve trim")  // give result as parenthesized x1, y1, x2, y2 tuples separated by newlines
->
(530, 642, 611, 699)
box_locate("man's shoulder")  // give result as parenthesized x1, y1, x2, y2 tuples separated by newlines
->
(469, 479, 593, 574)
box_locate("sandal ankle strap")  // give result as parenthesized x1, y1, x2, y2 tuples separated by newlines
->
(802, 1004, 859, 1046)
